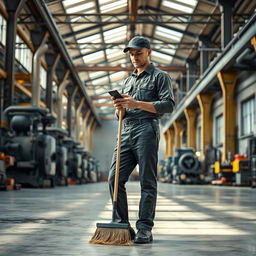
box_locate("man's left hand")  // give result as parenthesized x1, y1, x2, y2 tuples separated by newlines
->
(113, 94, 138, 109)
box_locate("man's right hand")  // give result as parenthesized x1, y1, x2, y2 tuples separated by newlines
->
(111, 96, 125, 119)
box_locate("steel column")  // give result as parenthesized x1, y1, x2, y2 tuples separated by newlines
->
(186, 60, 195, 91)
(45, 53, 60, 112)
(217, 71, 237, 162)
(184, 108, 197, 150)
(67, 87, 78, 138)
(199, 37, 209, 74)
(3, 0, 27, 110)
(57, 71, 70, 128)
(218, 0, 234, 48)
(82, 110, 91, 148)
(251, 36, 256, 51)
(173, 120, 184, 150)
(197, 93, 213, 159)
(75, 98, 85, 142)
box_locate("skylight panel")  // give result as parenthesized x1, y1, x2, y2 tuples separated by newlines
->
(110, 58, 127, 66)
(77, 34, 101, 44)
(82, 50, 104, 64)
(162, 0, 194, 13)
(89, 71, 107, 79)
(106, 49, 123, 61)
(109, 71, 126, 82)
(174, 0, 197, 7)
(91, 76, 109, 86)
(63, 0, 85, 7)
(103, 26, 126, 43)
(159, 48, 176, 55)
(155, 26, 183, 41)
(100, 0, 127, 13)
(151, 50, 173, 64)
(66, 2, 95, 13)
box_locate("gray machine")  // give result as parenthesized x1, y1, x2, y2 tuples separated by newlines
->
(171, 148, 202, 184)
(4, 106, 56, 188)
(47, 128, 69, 186)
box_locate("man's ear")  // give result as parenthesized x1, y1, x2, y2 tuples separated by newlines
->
(148, 48, 152, 56)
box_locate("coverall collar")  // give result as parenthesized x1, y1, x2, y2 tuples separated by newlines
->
(132, 63, 154, 77)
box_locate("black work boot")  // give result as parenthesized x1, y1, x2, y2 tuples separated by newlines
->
(134, 229, 153, 244)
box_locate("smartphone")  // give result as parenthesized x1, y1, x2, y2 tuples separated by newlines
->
(108, 90, 123, 99)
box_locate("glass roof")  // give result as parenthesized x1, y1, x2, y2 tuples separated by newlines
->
(59, 0, 199, 118)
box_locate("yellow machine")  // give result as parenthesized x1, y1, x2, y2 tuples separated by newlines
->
(213, 155, 250, 185)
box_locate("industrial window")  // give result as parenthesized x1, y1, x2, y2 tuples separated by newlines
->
(0, 14, 6, 45)
(241, 96, 256, 136)
(215, 114, 223, 145)
(15, 35, 32, 72)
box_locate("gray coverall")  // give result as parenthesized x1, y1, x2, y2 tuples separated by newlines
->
(108, 63, 175, 231)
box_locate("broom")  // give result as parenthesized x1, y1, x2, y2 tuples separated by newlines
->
(89, 108, 133, 246)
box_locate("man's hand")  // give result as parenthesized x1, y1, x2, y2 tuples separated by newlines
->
(113, 94, 139, 109)
(111, 96, 125, 119)
(113, 94, 157, 114)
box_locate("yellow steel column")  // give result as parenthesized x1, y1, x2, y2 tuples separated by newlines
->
(217, 71, 237, 162)
(169, 128, 175, 156)
(164, 128, 175, 158)
(251, 36, 256, 51)
(184, 108, 197, 149)
(197, 93, 213, 158)
(173, 120, 184, 149)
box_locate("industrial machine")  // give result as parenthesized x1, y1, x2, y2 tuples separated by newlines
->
(158, 157, 173, 183)
(75, 146, 89, 184)
(3, 106, 56, 188)
(47, 128, 69, 186)
(213, 153, 251, 186)
(63, 138, 82, 184)
(170, 148, 202, 184)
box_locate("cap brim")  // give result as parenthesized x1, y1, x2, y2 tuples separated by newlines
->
(123, 45, 142, 53)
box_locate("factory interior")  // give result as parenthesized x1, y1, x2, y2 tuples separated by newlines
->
(0, 0, 255, 255)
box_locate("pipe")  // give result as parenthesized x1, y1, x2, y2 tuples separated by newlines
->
(32, 32, 49, 106)
(57, 70, 70, 128)
(236, 47, 256, 65)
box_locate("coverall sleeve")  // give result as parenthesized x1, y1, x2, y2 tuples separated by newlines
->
(152, 72, 175, 114)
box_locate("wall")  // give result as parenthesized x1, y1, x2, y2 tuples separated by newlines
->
(236, 71, 256, 155)
(92, 119, 118, 177)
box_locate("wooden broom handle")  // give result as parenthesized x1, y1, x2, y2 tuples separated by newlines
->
(113, 108, 124, 202)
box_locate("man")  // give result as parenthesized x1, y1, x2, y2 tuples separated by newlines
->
(108, 36, 175, 244)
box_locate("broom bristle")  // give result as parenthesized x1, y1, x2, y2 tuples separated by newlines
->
(89, 227, 133, 246)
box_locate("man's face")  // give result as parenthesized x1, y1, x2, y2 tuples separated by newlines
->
(128, 48, 151, 69)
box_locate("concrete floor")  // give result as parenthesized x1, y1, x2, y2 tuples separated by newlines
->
(0, 182, 256, 256)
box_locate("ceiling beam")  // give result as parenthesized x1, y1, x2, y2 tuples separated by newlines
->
(76, 65, 187, 72)
(128, 0, 138, 38)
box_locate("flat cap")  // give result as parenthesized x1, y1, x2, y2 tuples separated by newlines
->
(123, 36, 151, 53)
